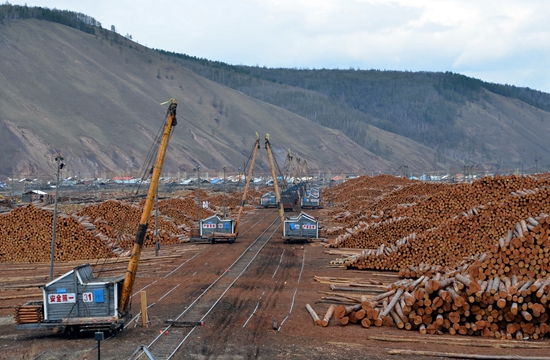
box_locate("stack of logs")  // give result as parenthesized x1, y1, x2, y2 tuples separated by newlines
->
(331, 217, 429, 249)
(329, 175, 547, 243)
(14, 302, 44, 324)
(0, 205, 117, 262)
(331, 214, 550, 340)
(327, 176, 446, 225)
(343, 180, 550, 271)
(76, 200, 186, 250)
(0, 188, 243, 263)
(205, 193, 240, 213)
(157, 197, 214, 223)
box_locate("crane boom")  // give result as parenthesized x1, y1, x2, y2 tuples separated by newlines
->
(294, 157, 302, 205)
(265, 134, 285, 228)
(234, 135, 260, 236)
(118, 99, 177, 315)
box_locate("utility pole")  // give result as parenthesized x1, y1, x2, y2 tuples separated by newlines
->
(49, 154, 64, 281)
(222, 167, 226, 219)
(155, 186, 159, 256)
(196, 165, 201, 222)
(238, 166, 242, 193)
(11, 167, 14, 208)
(328, 180, 334, 207)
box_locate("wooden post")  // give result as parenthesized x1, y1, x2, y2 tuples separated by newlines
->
(141, 291, 149, 327)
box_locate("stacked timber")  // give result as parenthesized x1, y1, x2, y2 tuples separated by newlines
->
(157, 197, 214, 223)
(331, 217, 429, 249)
(77, 200, 143, 234)
(0, 205, 117, 262)
(205, 193, 240, 213)
(327, 176, 446, 225)
(14, 302, 44, 324)
(328, 175, 545, 241)
(158, 198, 195, 228)
(77, 200, 186, 250)
(335, 214, 550, 340)
(326, 175, 414, 208)
(398, 175, 543, 227)
(344, 181, 550, 271)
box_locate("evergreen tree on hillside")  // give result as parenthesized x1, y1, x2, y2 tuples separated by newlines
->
(0, 3, 101, 34)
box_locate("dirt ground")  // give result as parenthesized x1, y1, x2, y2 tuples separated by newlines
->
(2, 208, 550, 359)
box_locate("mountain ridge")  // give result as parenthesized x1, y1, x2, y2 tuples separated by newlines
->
(2, 5, 550, 180)
(0, 16, 401, 179)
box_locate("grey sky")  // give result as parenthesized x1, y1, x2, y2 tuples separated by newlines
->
(18, 0, 550, 93)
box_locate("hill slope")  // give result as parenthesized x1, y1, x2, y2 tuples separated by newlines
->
(172, 55, 550, 172)
(0, 18, 404, 179)
(6, 6, 550, 179)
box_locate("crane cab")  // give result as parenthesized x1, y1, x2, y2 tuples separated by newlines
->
(283, 212, 319, 243)
(200, 215, 236, 243)
(15, 264, 126, 335)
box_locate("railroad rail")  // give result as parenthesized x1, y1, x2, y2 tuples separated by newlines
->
(26, 210, 277, 360)
(130, 214, 280, 359)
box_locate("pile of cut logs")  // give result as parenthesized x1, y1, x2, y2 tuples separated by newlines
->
(326, 174, 414, 207)
(157, 197, 214, 222)
(346, 184, 550, 271)
(14, 302, 44, 324)
(322, 214, 550, 340)
(0, 188, 242, 263)
(331, 217, 429, 249)
(328, 175, 546, 235)
(76, 200, 186, 250)
(341, 177, 550, 271)
(0, 205, 117, 262)
(326, 175, 446, 225)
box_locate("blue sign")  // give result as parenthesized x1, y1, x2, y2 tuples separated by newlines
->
(93, 289, 104, 303)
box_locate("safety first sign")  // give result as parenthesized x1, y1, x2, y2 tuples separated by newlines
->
(48, 293, 76, 304)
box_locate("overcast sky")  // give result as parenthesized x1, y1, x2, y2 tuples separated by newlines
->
(18, 0, 550, 93)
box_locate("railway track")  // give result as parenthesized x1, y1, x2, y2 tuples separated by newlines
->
(120, 209, 277, 329)
(129, 214, 280, 359)
(23, 209, 278, 360)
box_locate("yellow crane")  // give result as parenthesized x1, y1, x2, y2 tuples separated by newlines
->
(15, 99, 178, 335)
(118, 99, 178, 316)
(234, 134, 261, 236)
(265, 134, 286, 228)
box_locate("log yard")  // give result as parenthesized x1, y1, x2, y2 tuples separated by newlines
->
(4, 156, 550, 358)
(4, 3, 550, 359)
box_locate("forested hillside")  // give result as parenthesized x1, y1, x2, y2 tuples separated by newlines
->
(0, 2, 100, 32)
(162, 51, 550, 170)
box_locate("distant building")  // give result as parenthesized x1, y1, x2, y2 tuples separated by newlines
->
(22, 190, 53, 204)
